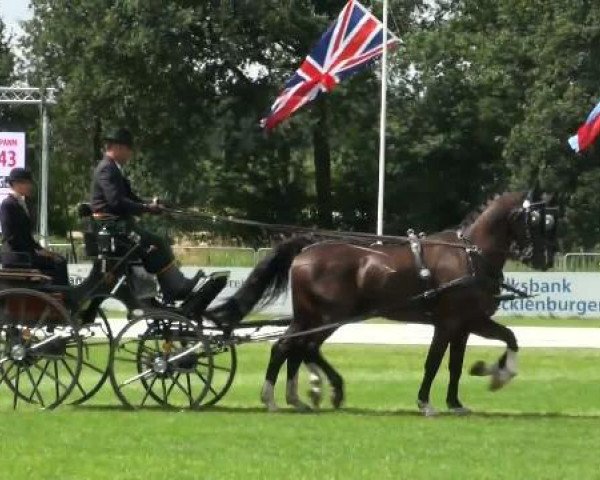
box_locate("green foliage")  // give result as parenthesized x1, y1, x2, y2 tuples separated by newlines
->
(0, 19, 14, 85)
(16, 0, 600, 247)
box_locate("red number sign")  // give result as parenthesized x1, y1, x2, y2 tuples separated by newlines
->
(0, 150, 17, 168)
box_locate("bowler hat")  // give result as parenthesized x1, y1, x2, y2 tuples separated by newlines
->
(103, 127, 134, 148)
(7, 168, 33, 186)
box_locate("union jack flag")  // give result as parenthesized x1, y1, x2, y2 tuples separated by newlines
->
(262, 0, 400, 130)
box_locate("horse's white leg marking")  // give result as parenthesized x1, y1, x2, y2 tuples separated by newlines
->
(448, 405, 472, 416)
(417, 399, 439, 417)
(505, 349, 518, 374)
(306, 362, 323, 409)
(260, 380, 278, 412)
(286, 372, 311, 411)
(490, 349, 518, 391)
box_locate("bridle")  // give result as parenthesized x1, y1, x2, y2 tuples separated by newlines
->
(509, 198, 558, 264)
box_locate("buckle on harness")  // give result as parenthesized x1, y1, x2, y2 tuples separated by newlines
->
(407, 229, 431, 280)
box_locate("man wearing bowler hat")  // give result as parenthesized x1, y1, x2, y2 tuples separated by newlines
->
(90, 127, 215, 303)
(0, 168, 69, 285)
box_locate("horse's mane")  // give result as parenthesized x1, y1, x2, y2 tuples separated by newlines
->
(458, 193, 503, 230)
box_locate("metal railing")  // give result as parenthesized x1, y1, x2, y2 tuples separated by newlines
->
(562, 253, 600, 272)
(47, 243, 86, 264)
(172, 246, 257, 267)
(49, 243, 263, 267)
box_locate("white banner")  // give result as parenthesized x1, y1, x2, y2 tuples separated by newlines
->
(66, 265, 600, 318)
(0, 132, 26, 198)
(497, 272, 600, 317)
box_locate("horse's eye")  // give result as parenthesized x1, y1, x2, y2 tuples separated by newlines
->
(530, 210, 541, 225)
(545, 214, 555, 230)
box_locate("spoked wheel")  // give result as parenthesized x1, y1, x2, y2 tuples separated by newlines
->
(110, 311, 214, 409)
(0, 289, 83, 409)
(197, 328, 237, 407)
(70, 307, 113, 405)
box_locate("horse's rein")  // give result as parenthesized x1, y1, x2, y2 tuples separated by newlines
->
(162, 207, 475, 251)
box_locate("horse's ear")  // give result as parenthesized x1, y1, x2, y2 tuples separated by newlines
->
(527, 181, 541, 201)
(541, 192, 555, 205)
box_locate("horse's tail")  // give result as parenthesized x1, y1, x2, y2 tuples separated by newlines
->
(232, 235, 315, 317)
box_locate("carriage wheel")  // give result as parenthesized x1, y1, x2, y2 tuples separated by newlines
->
(0, 289, 83, 409)
(70, 307, 113, 405)
(196, 330, 237, 407)
(109, 311, 213, 409)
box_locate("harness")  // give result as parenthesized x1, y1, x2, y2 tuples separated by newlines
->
(407, 229, 431, 280)
(161, 200, 544, 314)
(401, 228, 531, 314)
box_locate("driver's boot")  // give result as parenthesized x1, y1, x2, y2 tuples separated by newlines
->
(157, 263, 205, 303)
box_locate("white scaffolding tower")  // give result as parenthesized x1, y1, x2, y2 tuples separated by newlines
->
(0, 86, 57, 246)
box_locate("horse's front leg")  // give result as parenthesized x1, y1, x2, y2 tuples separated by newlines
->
(446, 330, 471, 415)
(417, 326, 450, 416)
(469, 319, 518, 391)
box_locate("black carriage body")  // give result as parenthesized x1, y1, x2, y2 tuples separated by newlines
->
(0, 205, 234, 409)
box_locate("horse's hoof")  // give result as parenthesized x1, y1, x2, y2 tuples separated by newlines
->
(417, 400, 438, 417)
(288, 401, 312, 412)
(470, 360, 488, 376)
(448, 406, 472, 416)
(331, 389, 344, 409)
(490, 369, 516, 391)
(264, 403, 279, 412)
(308, 387, 322, 409)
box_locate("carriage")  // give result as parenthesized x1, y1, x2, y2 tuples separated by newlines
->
(0, 203, 244, 409)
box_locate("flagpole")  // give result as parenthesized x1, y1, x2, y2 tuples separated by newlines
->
(376, 0, 388, 236)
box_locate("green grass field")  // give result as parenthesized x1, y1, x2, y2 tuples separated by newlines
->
(1, 344, 600, 479)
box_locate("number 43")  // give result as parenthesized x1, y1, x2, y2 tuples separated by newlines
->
(0, 150, 16, 167)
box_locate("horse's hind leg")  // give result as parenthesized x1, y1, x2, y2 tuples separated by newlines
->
(304, 360, 324, 409)
(417, 326, 450, 416)
(305, 343, 344, 409)
(261, 340, 289, 412)
(446, 330, 471, 415)
(285, 345, 312, 411)
(469, 318, 518, 391)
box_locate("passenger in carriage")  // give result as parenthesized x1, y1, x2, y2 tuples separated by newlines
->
(89, 127, 229, 307)
(0, 168, 69, 285)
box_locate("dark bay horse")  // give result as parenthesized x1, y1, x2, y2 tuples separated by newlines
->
(212, 190, 558, 414)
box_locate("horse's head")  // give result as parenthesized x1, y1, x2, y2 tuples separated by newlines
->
(508, 188, 559, 271)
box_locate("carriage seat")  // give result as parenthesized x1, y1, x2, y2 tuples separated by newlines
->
(78, 202, 120, 222)
(79, 203, 132, 257)
(0, 268, 52, 283)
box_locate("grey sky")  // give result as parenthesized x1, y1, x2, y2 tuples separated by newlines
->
(1, 1, 32, 42)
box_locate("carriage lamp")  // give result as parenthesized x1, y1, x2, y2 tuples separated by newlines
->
(10, 344, 27, 362)
(98, 225, 113, 254)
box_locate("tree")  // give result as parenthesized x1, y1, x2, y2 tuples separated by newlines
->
(21, 0, 432, 238)
(0, 19, 14, 85)
(24, 0, 600, 248)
